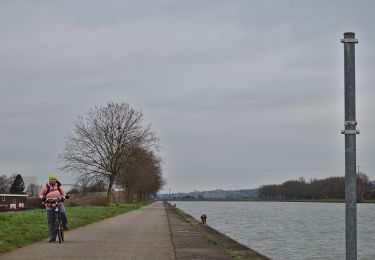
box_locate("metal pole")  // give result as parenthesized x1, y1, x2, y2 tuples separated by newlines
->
(341, 32, 359, 260)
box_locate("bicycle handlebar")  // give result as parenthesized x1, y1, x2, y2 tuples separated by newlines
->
(42, 196, 69, 204)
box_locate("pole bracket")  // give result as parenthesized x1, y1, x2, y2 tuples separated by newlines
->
(341, 38, 358, 44)
(341, 130, 360, 135)
(341, 121, 360, 134)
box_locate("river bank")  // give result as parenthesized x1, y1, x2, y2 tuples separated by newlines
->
(165, 202, 270, 259)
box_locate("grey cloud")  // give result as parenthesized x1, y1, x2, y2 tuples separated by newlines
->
(0, 1, 374, 192)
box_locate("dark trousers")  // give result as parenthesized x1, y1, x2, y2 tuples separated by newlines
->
(46, 204, 67, 239)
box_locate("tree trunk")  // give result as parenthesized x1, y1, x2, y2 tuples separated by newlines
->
(126, 184, 132, 203)
(129, 188, 132, 203)
(107, 177, 114, 205)
(112, 190, 117, 204)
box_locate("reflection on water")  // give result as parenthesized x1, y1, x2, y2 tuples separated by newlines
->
(172, 201, 375, 260)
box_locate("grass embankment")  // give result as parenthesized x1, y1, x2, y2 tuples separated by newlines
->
(0, 202, 148, 254)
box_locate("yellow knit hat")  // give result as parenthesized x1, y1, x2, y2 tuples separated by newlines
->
(48, 172, 57, 180)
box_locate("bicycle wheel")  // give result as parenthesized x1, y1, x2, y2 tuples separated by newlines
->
(56, 215, 63, 243)
(58, 213, 64, 242)
(60, 221, 64, 242)
(55, 220, 60, 243)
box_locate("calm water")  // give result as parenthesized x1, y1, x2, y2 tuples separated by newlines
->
(172, 201, 375, 260)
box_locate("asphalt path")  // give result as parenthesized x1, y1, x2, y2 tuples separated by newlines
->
(1, 202, 175, 260)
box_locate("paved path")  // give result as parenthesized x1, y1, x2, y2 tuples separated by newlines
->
(1, 202, 175, 260)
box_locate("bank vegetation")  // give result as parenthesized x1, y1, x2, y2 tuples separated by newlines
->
(259, 173, 374, 202)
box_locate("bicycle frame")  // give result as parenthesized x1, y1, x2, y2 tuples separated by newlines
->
(42, 196, 66, 243)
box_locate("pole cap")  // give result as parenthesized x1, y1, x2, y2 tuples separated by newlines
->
(341, 32, 358, 43)
(344, 32, 355, 38)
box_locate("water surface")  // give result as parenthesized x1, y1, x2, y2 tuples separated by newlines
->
(172, 201, 375, 260)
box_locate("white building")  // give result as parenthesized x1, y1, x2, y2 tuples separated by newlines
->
(22, 176, 37, 189)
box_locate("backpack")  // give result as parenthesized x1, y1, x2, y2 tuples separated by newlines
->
(44, 180, 62, 196)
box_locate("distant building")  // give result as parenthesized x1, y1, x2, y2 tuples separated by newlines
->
(182, 195, 195, 200)
(23, 176, 41, 197)
(0, 194, 28, 211)
(22, 176, 38, 189)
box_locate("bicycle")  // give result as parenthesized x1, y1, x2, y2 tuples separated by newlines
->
(42, 196, 67, 243)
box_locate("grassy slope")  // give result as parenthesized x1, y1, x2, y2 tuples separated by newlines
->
(0, 203, 146, 254)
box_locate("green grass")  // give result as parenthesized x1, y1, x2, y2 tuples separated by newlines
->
(0, 202, 149, 254)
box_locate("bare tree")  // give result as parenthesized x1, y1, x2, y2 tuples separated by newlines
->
(133, 150, 164, 202)
(0, 175, 9, 193)
(116, 148, 141, 203)
(117, 148, 164, 203)
(259, 176, 348, 200)
(60, 102, 159, 205)
(0, 174, 18, 194)
(357, 172, 370, 202)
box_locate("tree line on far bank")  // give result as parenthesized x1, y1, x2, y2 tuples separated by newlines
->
(259, 173, 375, 202)
(60, 102, 164, 205)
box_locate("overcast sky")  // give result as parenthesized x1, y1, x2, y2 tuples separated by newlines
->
(1, 1, 375, 193)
